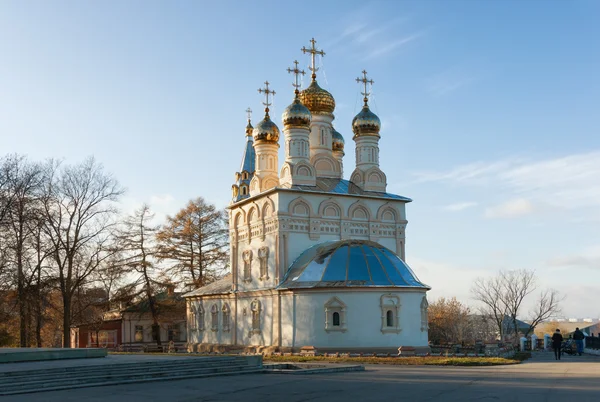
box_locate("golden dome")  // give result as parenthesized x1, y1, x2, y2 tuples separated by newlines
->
(352, 105, 381, 138)
(332, 128, 345, 152)
(253, 114, 280, 143)
(282, 97, 312, 128)
(299, 80, 335, 116)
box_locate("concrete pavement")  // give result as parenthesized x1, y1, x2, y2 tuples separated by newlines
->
(1, 352, 598, 401)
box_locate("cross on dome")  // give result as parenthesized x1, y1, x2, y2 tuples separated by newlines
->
(287, 60, 306, 96)
(257, 81, 275, 116)
(301, 38, 325, 81)
(356, 70, 374, 106)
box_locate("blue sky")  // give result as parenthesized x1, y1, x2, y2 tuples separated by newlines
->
(1, 1, 599, 318)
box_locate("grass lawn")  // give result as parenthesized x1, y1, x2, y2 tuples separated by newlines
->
(263, 353, 530, 366)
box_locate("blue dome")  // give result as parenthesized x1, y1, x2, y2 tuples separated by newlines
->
(278, 240, 429, 289)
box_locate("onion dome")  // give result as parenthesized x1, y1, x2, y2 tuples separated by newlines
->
(299, 80, 335, 115)
(352, 105, 381, 137)
(332, 128, 345, 152)
(278, 240, 430, 289)
(282, 97, 311, 128)
(253, 115, 280, 143)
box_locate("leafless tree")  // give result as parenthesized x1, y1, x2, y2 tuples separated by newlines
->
(156, 197, 228, 287)
(471, 269, 562, 342)
(471, 275, 509, 340)
(117, 204, 163, 346)
(43, 157, 124, 348)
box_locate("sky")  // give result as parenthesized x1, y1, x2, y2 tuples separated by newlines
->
(1, 0, 599, 318)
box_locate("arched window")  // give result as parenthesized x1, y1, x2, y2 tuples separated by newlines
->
(421, 296, 429, 332)
(197, 304, 205, 331)
(211, 304, 218, 332)
(380, 294, 401, 334)
(222, 303, 231, 332)
(332, 312, 340, 326)
(250, 300, 261, 335)
(324, 297, 347, 333)
(386, 310, 394, 327)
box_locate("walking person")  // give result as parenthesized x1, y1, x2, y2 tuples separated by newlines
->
(573, 327, 585, 356)
(552, 329, 563, 360)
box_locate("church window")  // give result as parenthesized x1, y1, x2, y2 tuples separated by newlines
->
(420, 296, 429, 332)
(211, 304, 219, 332)
(189, 305, 197, 331)
(242, 172, 248, 180)
(168, 324, 181, 342)
(321, 129, 325, 145)
(380, 294, 401, 334)
(222, 303, 231, 332)
(324, 297, 347, 333)
(332, 312, 340, 326)
(197, 304, 205, 331)
(134, 325, 144, 342)
(258, 246, 270, 280)
(242, 250, 253, 282)
(250, 300, 261, 335)
(241, 186, 247, 196)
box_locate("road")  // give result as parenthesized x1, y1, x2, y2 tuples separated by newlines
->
(2, 352, 598, 402)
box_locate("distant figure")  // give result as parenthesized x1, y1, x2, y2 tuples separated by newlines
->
(552, 329, 563, 360)
(573, 327, 585, 356)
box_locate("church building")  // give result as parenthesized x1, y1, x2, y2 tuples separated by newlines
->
(184, 39, 430, 354)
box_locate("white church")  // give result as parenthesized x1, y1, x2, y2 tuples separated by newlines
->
(184, 39, 430, 354)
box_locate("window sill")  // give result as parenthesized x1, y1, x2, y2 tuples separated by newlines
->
(381, 328, 401, 334)
(325, 327, 347, 333)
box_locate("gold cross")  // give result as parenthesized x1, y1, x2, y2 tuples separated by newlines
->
(245, 107, 252, 122)
(356, 70, 374, 105)
(287, 60, 305, 96)
(257, 81, 275, 115)
(301, 38, 325, 81)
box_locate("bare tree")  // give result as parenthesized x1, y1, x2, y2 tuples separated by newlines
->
(43, 157, 124, 348)
(471, 269, 562, 342)
(471, 275, 508, 341)
(3, 158, 48, 347)
(156, 197, 228, 287)
(117, 204, 163, 346)
(523, 289, 562, 337)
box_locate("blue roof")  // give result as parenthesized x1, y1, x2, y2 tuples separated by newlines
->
(278, 240, 429, 289)
(290, 178, 412, 202)
(239, 136, 255, 175)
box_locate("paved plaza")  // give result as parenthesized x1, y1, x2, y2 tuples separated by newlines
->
(1, 352, 599, 402)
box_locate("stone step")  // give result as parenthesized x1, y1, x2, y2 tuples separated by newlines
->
(0, 359, 252, 386)
(0, 365, 265, 396)
(0, 356, 247, 380)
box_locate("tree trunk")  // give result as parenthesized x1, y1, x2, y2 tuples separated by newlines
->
(62, 296, 71, 348)
(17, 253, 26, 347)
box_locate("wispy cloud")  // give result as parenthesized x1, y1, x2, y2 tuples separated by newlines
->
(443, 201, 478, 211)
(427, 67, 478, 97)
(484, 198, 534, 219)
(412, 151, 600, 212)
(326, 14, 423, 61)
(366, 33, 423, 60)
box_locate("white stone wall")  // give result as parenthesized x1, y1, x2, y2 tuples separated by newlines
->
(280, 290, 428, 349)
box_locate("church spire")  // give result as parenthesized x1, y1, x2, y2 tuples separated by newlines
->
(232, 109, 256, 203)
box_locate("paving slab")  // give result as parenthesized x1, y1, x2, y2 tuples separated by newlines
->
(0, 352, 598, 401)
